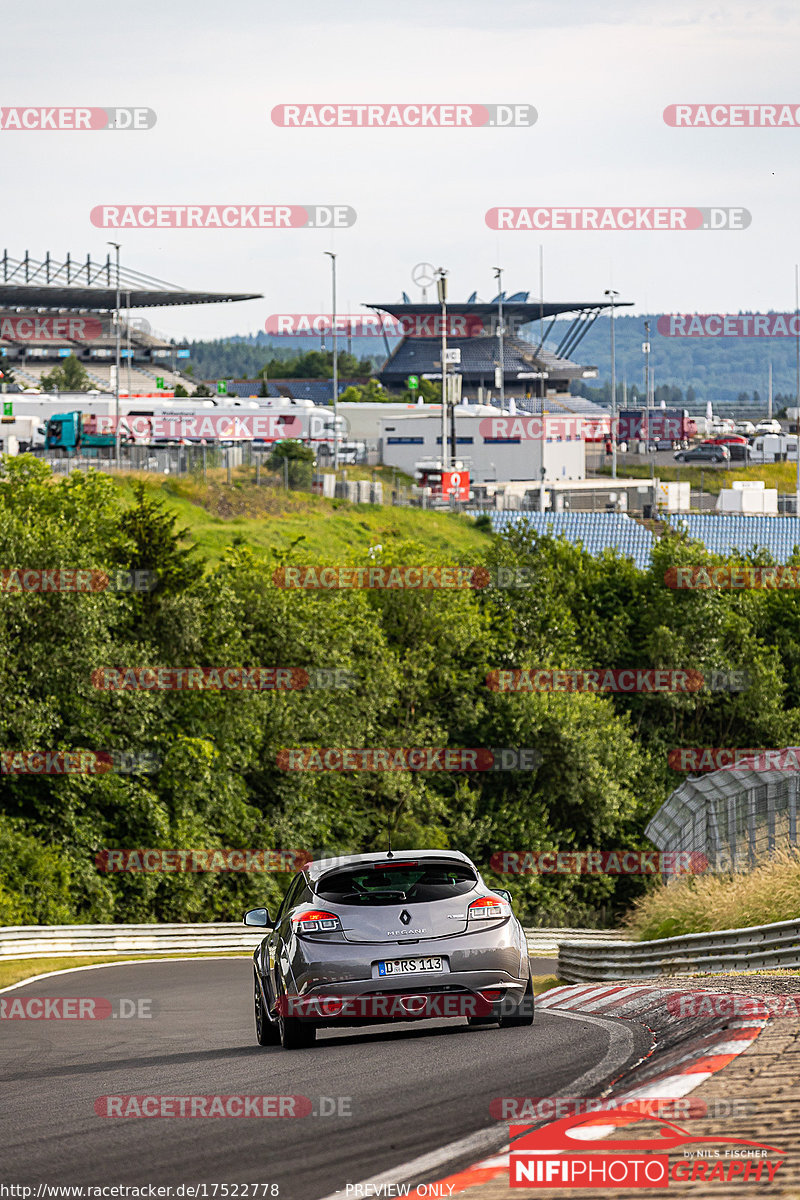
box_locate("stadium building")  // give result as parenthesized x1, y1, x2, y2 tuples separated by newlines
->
(0, 250, 260, 395)
(368, 293, 630, 405)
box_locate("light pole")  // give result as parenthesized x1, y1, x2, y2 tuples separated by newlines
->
(605, 289, 619, 480)
(437, 268, 448, 470)
(644, 319, 652, 476)
(795, 265, 799, 508)
(108, 241, 121, 467)
(493, 266, 505, 409)
(324, 251, 339, 471)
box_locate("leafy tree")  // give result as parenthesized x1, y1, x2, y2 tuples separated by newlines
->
(40, 354, 92, 393)
(266, 439, 316, 488)
(338, 380, 388, 403)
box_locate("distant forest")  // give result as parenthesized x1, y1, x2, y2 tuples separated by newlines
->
(181, 314, 800, 409)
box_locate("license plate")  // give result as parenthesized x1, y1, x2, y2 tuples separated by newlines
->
(377, 956, 443, 976)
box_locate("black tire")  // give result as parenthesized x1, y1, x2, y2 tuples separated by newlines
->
(500, 969, 535, 1028)
(279, 1009, 317, 1049)
(254, 970, 279, 1046)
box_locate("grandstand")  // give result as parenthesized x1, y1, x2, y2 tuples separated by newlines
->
(669, 513, 800, 563)
(0, 250, 261, 396)
(468, 511, 658, 570)
(463, 510, 800, 573)
(369, 294, 632, 400)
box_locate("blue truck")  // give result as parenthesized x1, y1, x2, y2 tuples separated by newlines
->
(44, 411, 123, 457)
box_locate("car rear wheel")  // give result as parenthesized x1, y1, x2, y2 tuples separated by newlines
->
(279, 1009, 317, 1049)
(499, 968, 535, 1028)
(254, 971, 280, 1046)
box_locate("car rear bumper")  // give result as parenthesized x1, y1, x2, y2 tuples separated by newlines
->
(275, 925, 529, 1023)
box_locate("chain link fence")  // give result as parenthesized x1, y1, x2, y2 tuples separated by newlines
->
(646, 762, 800, 871)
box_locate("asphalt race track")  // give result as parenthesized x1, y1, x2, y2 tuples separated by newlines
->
(0, 959, 651, 1199)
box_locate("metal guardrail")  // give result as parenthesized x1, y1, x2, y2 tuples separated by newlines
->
(525, 927, 632, 956)
(0, 923, 621, 962)
(0, 924, 265, 961)
(557, 917, 800, 981)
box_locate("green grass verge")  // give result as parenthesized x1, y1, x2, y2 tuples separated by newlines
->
(532, 974, 563, 995)
(625, 846, 800, 940)
(0, 952, 251, 990)
(110, 471, 489, 563)
(596, 461, 800, 498)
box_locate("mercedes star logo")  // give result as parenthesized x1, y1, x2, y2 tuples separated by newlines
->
(411, 262, 436, 288)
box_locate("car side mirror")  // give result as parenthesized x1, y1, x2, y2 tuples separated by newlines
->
(493, 889, 513, 904)
(243, 907, 273, 928)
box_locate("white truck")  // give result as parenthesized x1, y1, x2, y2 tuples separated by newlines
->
(751, 433, 798, 462)
(0, 416, 47, 455)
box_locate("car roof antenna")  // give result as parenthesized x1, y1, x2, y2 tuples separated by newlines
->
(387, 818, 394, 859)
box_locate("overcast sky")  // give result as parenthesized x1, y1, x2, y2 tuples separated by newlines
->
(4, 0, 800, 342)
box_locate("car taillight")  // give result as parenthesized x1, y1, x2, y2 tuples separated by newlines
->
(292, 910, 343, 934)
(468, 896, 510, 920)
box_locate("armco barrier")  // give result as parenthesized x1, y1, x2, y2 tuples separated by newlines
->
(0, 924, 618, 961)
(557, 916, 800, 981)
(0, 924, 265, 960)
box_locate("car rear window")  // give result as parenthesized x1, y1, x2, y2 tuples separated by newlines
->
(315, 861, 478, 905)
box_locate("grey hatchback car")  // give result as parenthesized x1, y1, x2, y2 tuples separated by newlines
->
(243, 850, 534, 1049)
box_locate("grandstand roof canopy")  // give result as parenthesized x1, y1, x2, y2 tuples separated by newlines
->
(367, 300, 634, 320)
(0, 252, 261, 312)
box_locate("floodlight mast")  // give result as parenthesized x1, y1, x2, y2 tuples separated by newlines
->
(605, 289, 619, 480)
(107, 241, 121, 468)
(325, 251, 338, 471)
(437, 269, 448, 472)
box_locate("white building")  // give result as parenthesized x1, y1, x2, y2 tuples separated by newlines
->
(379, 410, 585, 484)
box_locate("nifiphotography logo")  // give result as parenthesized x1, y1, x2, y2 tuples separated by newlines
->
(508, 1106, 785, 1188)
